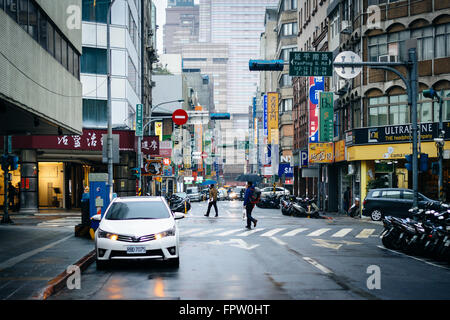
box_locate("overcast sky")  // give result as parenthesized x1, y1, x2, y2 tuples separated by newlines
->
(152, 0, 200, 55)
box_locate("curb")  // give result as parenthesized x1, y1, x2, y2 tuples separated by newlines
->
(39, 249, 96, 300)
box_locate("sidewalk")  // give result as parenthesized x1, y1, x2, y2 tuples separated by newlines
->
(0, 217, 95, 300)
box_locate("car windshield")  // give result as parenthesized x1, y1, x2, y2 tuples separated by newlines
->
(186, 188, 198, 194)
(105, 201, 171, 220)
(174, 192, 187, 198)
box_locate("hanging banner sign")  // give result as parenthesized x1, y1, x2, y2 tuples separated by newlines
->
(308, 77, 324, 143)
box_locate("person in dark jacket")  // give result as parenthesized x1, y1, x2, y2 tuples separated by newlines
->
(8, 182, 16, 210)
(243, 181, 258, 229)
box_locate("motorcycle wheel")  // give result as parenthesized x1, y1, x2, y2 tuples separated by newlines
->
(382, 230, 400, 250)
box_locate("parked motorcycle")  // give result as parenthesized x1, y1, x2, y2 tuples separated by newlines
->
(256, 194, 280, 209)
(380, 202, 450, 262)
(280, 195, 294, 216)
(348, 198, 360, 218)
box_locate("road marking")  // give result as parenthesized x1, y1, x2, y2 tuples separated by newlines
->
(303, 257, 333, 274)
(191, 228, 224, 237)
(331, 228, 353, 237)
(270, 237, 287, 246)
(260, 228, 286, 237)
(307, 228, 331, 237)
(0, 235, 72, 272)
(237, 228, 266, 237)
(216, 229, 244, 236)
(180, 228, 202, 236)
(377, 246, 450, 270)
(356, 229, 375, 238)
(282, 228, 308, 237)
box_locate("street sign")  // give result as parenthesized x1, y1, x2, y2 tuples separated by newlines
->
(289, 51, 333, 77)
(319, 92, 334, 142)
(172, 109, 188, 126)
(334, 51, 362, 79)
(201, 152, 208, 159)
(163, 158, 171, 166)
(135, 104, 143, 136)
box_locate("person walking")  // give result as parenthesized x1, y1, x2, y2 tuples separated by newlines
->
(243, 181, 258, 229)
(343, 187, 351, 214)
(204, 184, 218, 217)
(8, 182, 16, 211)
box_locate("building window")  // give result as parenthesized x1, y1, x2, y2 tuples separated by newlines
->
(280, 98, 293, 114)
(282, 0, 297, 11)
(81, 47, 107, 74)
(128, 56, 138, 93)
(38, 10, 47, 50)
(280, 47, 295, 61)
(412, 27, 433, 61)
(82, 0, 110, 24)
(83, 99, 107, 128)
(18, 0, 28, 32)
(128, 7, 138, 48)
(5, 0, 18, 21)
(54, 30, 62, 63)
(281, 22, 297, 37)
(435, 24, 450, 59)
(28, 0, 38, 40)
(279, 74, 293, 87)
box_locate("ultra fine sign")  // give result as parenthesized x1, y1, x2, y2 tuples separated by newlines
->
(172, 109, 188, 125)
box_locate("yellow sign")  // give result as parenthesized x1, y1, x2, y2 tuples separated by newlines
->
(347, 141, 450, 161)
(309, 143, 334, 163)
(155, 122, 163, 141)
(267, 92, 278, 144)
(334, 140, 346, 162)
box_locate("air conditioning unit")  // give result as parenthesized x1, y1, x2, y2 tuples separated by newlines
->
(341, 20, 352, 34)
(378, 55, 398, 63)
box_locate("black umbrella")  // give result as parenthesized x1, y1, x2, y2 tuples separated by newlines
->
(235, 174, 262, 184)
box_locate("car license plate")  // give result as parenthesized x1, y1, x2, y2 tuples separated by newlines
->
(126, 246, 146, 254)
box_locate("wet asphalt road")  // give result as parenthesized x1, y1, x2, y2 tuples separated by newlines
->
(50, 200, 450, 300)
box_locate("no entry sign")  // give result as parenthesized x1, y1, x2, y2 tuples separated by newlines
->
(172, 109, 188, 126)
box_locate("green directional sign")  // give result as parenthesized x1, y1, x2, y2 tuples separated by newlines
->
(319, 92, 334, 142)
(136, 104, 143, 137)
(289, 51, 333, 77)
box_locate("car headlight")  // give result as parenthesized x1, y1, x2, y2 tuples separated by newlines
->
(155, 226, 176, 240)
(98, 229, 119, 241)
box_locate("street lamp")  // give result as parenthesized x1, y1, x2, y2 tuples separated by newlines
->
(423, 88, 445, 202)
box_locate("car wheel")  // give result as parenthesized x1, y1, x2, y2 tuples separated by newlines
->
(370, 209, 383, 221)
(167, 257, 179, 268)
(96, 259, 109, 270)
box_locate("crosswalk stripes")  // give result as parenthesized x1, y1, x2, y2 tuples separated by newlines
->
(260, 228, 286, 237)
(191, 228, 225, 237)
(355, 229, 375, 238)
(178, 226, 381, 239)
(307, 228, 331, 237)
(37, 217, 81, 228)
(282, 228, 308, 237)
(237, 228, 266, 237)
(331, 228, 353, 237)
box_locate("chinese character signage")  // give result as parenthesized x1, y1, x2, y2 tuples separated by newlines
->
(141, 136, 159, 155)
(135, 104, 143, 137)
(267, 92, 278, 144)
(263, 94, 268, 137)
(308, 142, 334, 164)
(308, 77, 324, 143)
(289, 51, 333, 77)
(319, 92, 334, 142)
(155, 122, 163, 141)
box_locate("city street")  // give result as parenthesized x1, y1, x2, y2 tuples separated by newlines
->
(46, 200, 450, 300)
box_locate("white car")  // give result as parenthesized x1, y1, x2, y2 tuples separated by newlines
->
(93, 197, 184, 269)
(260, 187, 290, 198)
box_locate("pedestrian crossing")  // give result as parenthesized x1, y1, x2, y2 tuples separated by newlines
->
(180, 226, 378, 239)
(37, 217, 81, 228)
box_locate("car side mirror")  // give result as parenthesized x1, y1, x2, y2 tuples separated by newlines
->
(173, 212, 185, 220)
(91, 214, 102, 221)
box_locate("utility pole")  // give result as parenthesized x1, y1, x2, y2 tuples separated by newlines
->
(106, 0, 116, 200)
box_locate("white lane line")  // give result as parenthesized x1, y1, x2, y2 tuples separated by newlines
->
(179, 228, 202, 236)
(331, 228, 353, 238)
(237, 228, 266, 237)
(0, 235, 72, 272)
(303, 257, 333, 274)
(216, 229, 244, 236)
(282, 228, 308, 237)
(356, 229, 376, 238)
(377, 246, 450, 270)
(260, 228, 286, 237)
(270, 237, 287, 246)
(307, 228, 331, 237)
(191, 228, 224, 237)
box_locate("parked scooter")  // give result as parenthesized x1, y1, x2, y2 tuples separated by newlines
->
(256, 194, 280, 209)
(348, 198, 360, 218)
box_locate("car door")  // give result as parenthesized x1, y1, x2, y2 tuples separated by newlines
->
(400, 190, 415, 217)
(381, 190, 402, 216)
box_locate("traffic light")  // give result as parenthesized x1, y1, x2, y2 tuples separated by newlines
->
(405, 154, 413, 171)
(249, 59, 285, 71)
(131, 167, 140, 179)
(422, 89, 437, 99)
(8, 155, 19, 171)
(419, 153, 428, 172)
